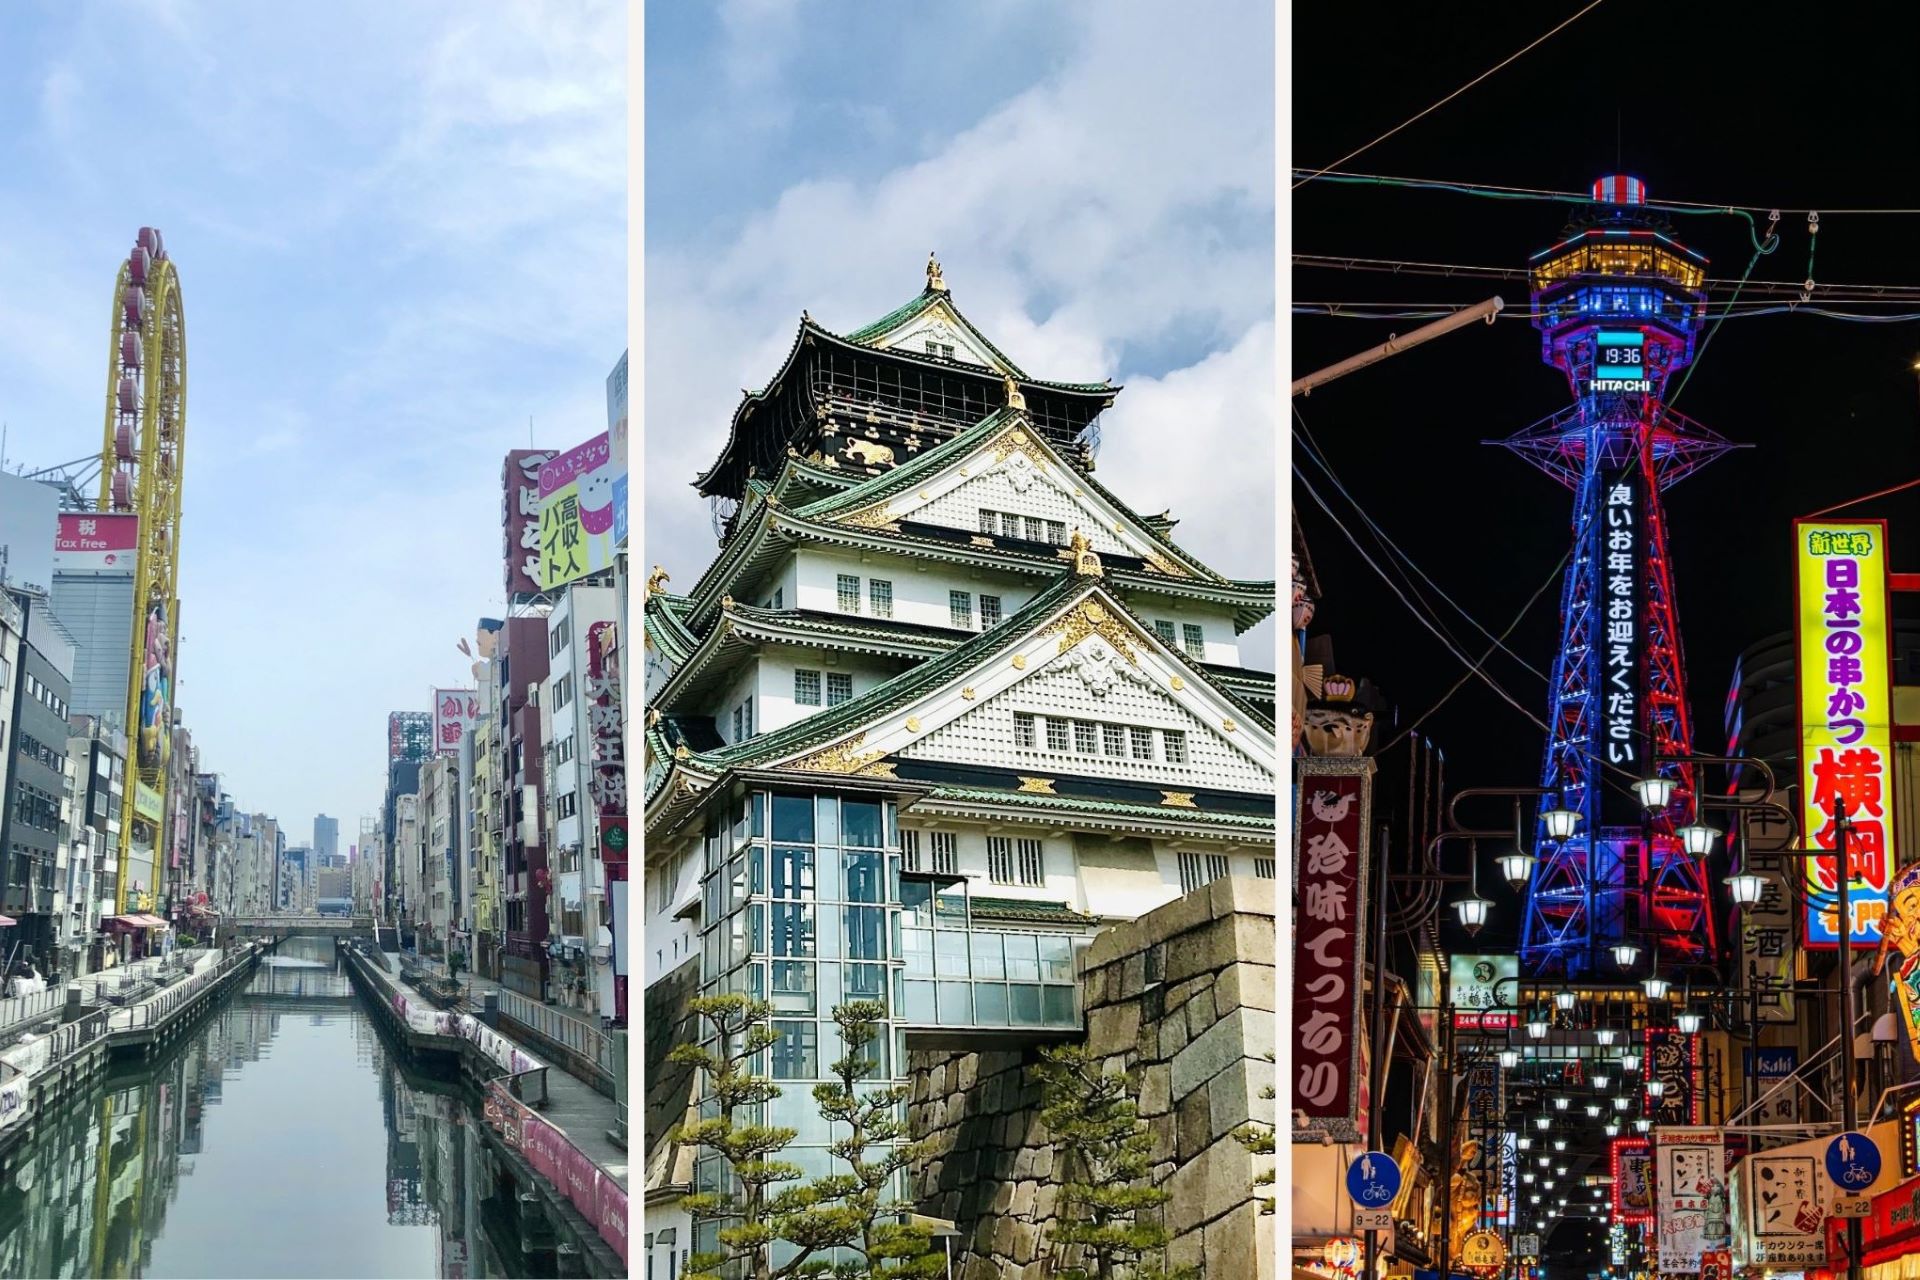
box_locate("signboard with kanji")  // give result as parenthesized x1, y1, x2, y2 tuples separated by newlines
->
(1745, 1155, 1825, 1265)
(431, 689, 478, 758)
(1736, 790, 1797, 1022)
(537, 433, 619, 591)
(388, 711, 431, 763)
(1449, 954, 1518, 1030)
(1599, 464, 1648, 826)
(1657, 1127, 1730, 1273)
(504, 449, 556, 600)
(1614, 1136, 1655, 1224)
(1795, 519, 1894, 948)
(1291, 757, 1372, 1145)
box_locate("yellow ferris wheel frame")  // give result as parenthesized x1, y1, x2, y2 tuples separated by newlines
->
(97, 229, 186, 917)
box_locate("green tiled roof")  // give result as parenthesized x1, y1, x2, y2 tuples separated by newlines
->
(966, 896, 1098, 924)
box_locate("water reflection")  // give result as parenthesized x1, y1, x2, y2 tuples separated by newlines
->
(0, 938, 548, 1279)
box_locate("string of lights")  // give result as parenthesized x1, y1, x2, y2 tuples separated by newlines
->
(1295, 303, 1920, 323)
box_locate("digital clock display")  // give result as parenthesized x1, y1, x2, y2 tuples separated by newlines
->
(1591, 331, 1650, 391)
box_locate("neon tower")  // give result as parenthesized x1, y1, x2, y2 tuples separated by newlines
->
(1500, 177, 1738, 978)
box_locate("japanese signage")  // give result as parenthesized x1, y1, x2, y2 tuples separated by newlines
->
(585, 622, 625, 831)
(1291, 758, 1372, 1144)
(52, 512, 138, 572)
(1460, 1231, 1507, 1275)
(536, 433, 620, 591)
(1658, 1128, 1730, 1273)
(1746, 1155, 1825, 1265)
(1600, 465, 1646, 827)
(431, 688, 479, 758)
(1450, 954, 1518, 1030)
(1647, 1025, 1699, 1125)
(1883, 864, 1920, 1066)
(134, 783, 163, 823)
(608, 350, 629, 550)
(388, 712, 431, 763)
(503, 449, 556, 599)
(1737, 791, 1798, 1022)
(1614, 1137, 1655, 1223)
(1747, 1047, 1800, 1125)
(1796, 519, 1894, 948)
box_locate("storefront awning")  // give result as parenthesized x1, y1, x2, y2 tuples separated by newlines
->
(0, 915, 16, 927)
(136, 914, 170, 928)
(102, 914, 170, 930)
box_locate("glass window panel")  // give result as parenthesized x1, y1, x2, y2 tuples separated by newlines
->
(817, 961, 842, 1007)
(904, 980, 937, 1023)
(899, 879, 934, 927)
(937, 981, 973, 1024)
(1039, 935, 1073, 983)
(815, 794, 840, 846)
(772, 793, 815, 844)
(727, 856, 749, 912)
(844, 906, 886, 961)
(1005, 933, 1040, 981)
(902, 927, 934, 977)
(816, 904, 841, 958)
(771, 903, 815, 957)
(843, 849, 884, 902)
(935, 882, 969, 926)
(771, 1022, 817, 1079)
(1042, 985, 1075, 1024)
(751, 791, 765, 837)
(844, 962, 887, 1004)
(730, 794, 749, 846)
(814, 851, 842, 903)
(843, 800, 883, 848)
(1010, 984, 1044, 1025)
(974, 983, 1010, 1025)
(935, 930, 970, 978)
(771, 847, 814, 899)
(784, 1101, 835, 1145)
(970, 933, 1005, 980)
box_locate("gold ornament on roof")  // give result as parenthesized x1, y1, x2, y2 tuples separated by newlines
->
(789, 731, 892, 776)
(1069, 529, 1104, 578)
(1003, 374, 1026, 413)
(720, 595, 735, 612)
(905, 716, 922, 733)
(646, 566, 671, 598)
(1161, 792, 1197, 809)
(1141, 549, 1191, 579)
(1041, 596, 1138, 664)
(927, 252, 947, 293)
(843, 504, 899, 530)
(1017, 777, 1057, 795)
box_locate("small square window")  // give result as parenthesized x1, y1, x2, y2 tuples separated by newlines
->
(1014, 712, 1036, 749)
(794, 670, 821, 707)
(1073, 722, 1098, 754)
(1047, 520, 1066, 545)
(1182, 624, 1205, 659)
(1102, 724, 1126, 758)
(1130, 728, 1154, 761)
(950, 591, 972, 629)
(1163, 729, 1188, 765)
(1154, 620, 1177, 644)
(979, 509, 996, 535)
(869, 580, 893, 619)
(980, 595, 1002, 629)
(838, 574, 861, 613)
(1045, 718, 1070, 751)
(827, 673, 854, 707)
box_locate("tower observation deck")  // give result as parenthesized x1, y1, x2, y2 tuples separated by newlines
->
(1498, 177, 1741, 978)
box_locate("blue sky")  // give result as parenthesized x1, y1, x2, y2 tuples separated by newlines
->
(0, 2, 624, 841)
(644, 0, 1277, 666)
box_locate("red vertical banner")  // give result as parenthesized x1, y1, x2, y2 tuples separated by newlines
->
(1646, 1025, 1700, 1125)
(1291, 757, 1373, 1145)
(586, 620, 626, 1024)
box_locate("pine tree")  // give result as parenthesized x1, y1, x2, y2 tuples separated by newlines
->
(1031, 1044, 1200, 1280)
(811, 1001, 946, 1280)
(1232, 1052, 1277, 1215)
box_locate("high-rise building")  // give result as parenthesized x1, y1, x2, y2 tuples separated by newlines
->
(314, 813, 339, 866)
(68, 716, 125, 971)
(1, 588, 78, 971)
(541, 581, 615, 1015)
(497, 615, 550, 999)
(641, 265, 1277, 1268)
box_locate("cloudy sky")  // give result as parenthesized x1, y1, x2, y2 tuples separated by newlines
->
(0, 3, 625, 843)
(644, 0, 1277, 667)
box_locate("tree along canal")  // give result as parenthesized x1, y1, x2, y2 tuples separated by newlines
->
(0, 937, 560, 1279)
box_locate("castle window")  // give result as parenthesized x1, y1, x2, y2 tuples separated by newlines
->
(950, 591, 972, 629)
(1182, 624, 1205, 659)
(1045, 718, 1070, 751)
(869, 580, 893, 619)
(1014, 712, 1037, 749)
(837, 574, 860, 613)
(794, 670, 821, 707)
(826, 674, 853, 707)
(980, 595, 1002, 629)
(1163, 729, 1188, 765)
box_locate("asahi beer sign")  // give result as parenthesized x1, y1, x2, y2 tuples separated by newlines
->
(1291, 758, 1372, 1145)
(1450, 954, 1518, 1030)
(1657, 1128, 1730, 1274)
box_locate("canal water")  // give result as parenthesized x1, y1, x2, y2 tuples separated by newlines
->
(0, 937, 552, 1279)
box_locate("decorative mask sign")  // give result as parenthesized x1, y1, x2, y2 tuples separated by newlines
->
(1290, 757, 1372, 1145)
(1745, 1155, 1825, 1265)
(1795, 519, 1894, 948)
(1658, 1127, 1730, 1273)
(1879, 863, 1920, 1065)
(1647, 1026, 1699, 1125)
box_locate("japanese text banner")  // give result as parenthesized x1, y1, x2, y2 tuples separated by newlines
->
(1291, 757, 1372, 1145)
(1796, 519, 1894, 948)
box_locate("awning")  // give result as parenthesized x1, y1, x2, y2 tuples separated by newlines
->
(100, 915, 144, 931)
(0, 915, 16, 927)
(137, 914, 171, 928)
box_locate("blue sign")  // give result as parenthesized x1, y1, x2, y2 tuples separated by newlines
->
(611, 474, 629, 547)
(1826, 1131, 1882, 1191)
(1746, 1047, 1798, 1078)
(1347, 1151, 1403, 1207)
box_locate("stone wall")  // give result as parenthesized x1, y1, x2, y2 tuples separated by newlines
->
(907, 876, 1276, 1279)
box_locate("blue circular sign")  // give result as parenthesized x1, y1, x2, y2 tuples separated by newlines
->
(1826, 1131, 1882, 1191)
(1347, 1151, 1403, 1207)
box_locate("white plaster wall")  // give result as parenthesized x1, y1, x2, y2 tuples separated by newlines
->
(754, 645, 907, 736)
(795, 548, 1040, 632)
(642, 838, 699, 983)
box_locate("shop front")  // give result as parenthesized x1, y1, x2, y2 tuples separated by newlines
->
(1817, 1174, 1920, 1280)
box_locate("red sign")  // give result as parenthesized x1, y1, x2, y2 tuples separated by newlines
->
(53, 512, 139, 571)
(1613, 1136, 1655, 1223)
(432, 688, 479, 758)
(1646, 1026, 1701, 1124)
(1454, 1011, 1519, 1031)
(504, 450, 556, 598)
(1291, 759, 1372, 1144)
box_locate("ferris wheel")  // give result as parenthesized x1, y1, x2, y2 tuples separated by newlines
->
(98, 226, 186, 914)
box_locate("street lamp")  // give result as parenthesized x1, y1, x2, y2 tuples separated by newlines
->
(1499, 850, 1536, 889)
(1541, 804, 1581, 840)
(1554, 987, 1578, 1013)
(1527, 1010, 1550, 1039)
(1643, 974, 1670, 1000)
(1605, 1122, 1620, 1136)
(1676, 822, 1721, 856)
(1595, 1028, 1616, 1046)
(1535, 1116, 1552, 1130)
(1553, 1140, 1567, 1152)
(1454, 892, 1493, 936)
(1620, 1050, 1642, 1072)
(1676, 1010, 1703, 1035)
(1725, 871, 1766, 905)
(1634, 776, 1677, 810)
(1646, 1079, 1667, 1099)
(1593, 1074, 1611, 1090)
(1613, 1096, 1630, 1112)
(1553, 1096, 1570, 1111)
(1635, 1118, 1652, 1133)
(1611, 941, 1641, 968)
(1500, 1048, 1521, 1069)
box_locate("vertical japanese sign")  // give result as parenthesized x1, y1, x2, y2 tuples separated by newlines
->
(432, 689, 478, 759)
(503, 449, 556, 600)
(1291, 757, 1372, 1144)
(1796, 519, 1894, 948)
(1745, 1155, 1826, 1265)
(1647, 1025, 1700, 1125)
(1736, 791, 1797, 1022)
(537, 433, 620, 591)
(1613, 1137, 1655, 1223)
(1599, 465, 1646, 827)
(1746, 1047, 1800, 1125)
(588, 619, 627, 1024)
(1657, 1128, 1730, 1273)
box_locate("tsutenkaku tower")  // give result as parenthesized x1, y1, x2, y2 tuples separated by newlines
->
(1498, 177, 1740, 978)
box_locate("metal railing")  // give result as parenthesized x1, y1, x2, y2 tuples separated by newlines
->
(109, 947, 254, 1031)
(495, 987, 616, 1080)
(0, 988, 65, 1037)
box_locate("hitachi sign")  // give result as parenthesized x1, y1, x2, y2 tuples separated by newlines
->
(1590, 377, 1652, 393)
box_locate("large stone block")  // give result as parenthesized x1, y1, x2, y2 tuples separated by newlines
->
(1171, 1012, 1245, 1100)
(1213, 960, 1276, 1016)
(1149, 1110, 1177, 1165)
(1145, 886, 1217, 948)
(1012, 1179, 1038, 1218)
(1185, 986, 1218, 1041)
(993, 1179, 1017, 1215)
(1207, 1199, 1262, 1277)
(993, 1215, 1017, 1260)
(1011, 1220, 1041, 1265)
(1119, 950, 1148, 999)
(1207, 1055, 1275, 1139)
(1033, 1143, 1054, 1180)
(962, 1257, 998, 1280)
(1163, 920, 1224, 986)
(1165, 1135, 1259, 1235)
(1087, 1001, 1143, 1058)
(1168, 1225, 1205, 1275)
(1085, 917, 1147, 970)
(1139, 1062, 1173, 1118)
(1158, 1012, 1191, 1061)
(1036, 1181, 1059, 1220)
(1176, 1083, 1212, 1161)
(957, 1054, 979, 1094)
(1229, 911, 1277, 966)
(1210, 873, 1276, 922)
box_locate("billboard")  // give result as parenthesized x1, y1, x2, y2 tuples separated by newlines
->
(136, 601, 173, 771)
(1450, 954, 1518, 1030)
(1291, 757, 1372, 1145)
(1600, 465, 1648, 826)
(608, 351, 629, 550)
(503, 450, 556, 599)
(52, 512, 139, 573)
(432, 689, 479, 758)
(0, 474, 60, 591)
(389, 712, 432, 763)
(536, 433, 620, 590)
(1795, 519, 1893, 948)
(1657, 1128, 1730, 1274)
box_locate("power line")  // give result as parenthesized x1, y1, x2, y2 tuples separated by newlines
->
(1293, 0, 1609, 190)
(1295, 303, 1920, 323)
(1295, 167, 1920, 217)
(1295, 253, 1920, 299)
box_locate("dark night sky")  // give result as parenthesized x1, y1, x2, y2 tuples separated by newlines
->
(1294, 4, 1920, 952)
